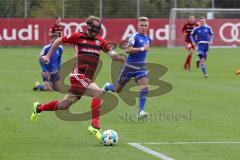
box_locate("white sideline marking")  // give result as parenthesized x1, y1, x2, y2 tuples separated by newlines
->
(144, 141, 240, 145)
(128, 143, 175, 160)
(128, 141, 240, 159)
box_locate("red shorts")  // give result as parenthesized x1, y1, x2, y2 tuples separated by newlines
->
(68, 74, 92, 98)
(185, 42, 195, 50)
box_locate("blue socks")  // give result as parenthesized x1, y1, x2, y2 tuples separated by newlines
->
(104, 83, 148, 112)
(139, 88, 148, 112)
(38, 84, 45, 91)
(201, 63, 207, 75)
(104, 83, 115, 92)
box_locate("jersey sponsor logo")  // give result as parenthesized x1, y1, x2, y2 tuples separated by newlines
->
(81, 48, 100, 54)
(219, 22, 240, 42)
(60, 22, 107, 38)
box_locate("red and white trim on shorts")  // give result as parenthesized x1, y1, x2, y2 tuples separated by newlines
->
(70, 68, 88, 87)
(185, 42, 195, 50)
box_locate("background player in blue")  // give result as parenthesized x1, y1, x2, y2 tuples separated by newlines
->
(190, 17, 214, 78)
(103, 17, 151, 118)
(33, 36, 63, 91)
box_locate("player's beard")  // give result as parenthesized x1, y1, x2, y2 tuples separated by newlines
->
(87, 31, 98, 38)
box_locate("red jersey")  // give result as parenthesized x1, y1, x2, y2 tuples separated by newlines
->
(182, 22, 199, 42)
(49, 24, 63, 37)
(62, 32, 110, 80)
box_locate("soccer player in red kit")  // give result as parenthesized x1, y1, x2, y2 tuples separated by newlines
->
(182, 16, 199, 70)
(49, 16, 63, 38)
(31, 16, 125, 141)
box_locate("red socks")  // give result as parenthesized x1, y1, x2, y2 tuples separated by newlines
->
(184, 55, 192, 69)
(91, 98, 102, 129)
(187, 55, 192, 64)
(36, 98, 101, 128)
(37, 100, 59, 112)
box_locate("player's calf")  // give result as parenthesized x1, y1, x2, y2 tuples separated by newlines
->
(115, 83, 123, 93)
(57, 93, 79, 110)
(199, 59, 208, 78)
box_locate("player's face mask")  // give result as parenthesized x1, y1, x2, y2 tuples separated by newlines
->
(87, 20, 101, 34)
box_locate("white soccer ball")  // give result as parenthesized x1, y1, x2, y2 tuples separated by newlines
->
(102, 129, 119, 146)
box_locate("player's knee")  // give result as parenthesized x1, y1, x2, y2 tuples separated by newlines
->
(200, 59, 205, 64)
(44, 85, 52, 91)
(140, 84, 148, 90)
(92, 89, 103, 99)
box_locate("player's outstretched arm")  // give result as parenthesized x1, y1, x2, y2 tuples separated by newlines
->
(125, 44, 148, 54)
(41, 37, 62, 64)
(107, 50, 126, 63)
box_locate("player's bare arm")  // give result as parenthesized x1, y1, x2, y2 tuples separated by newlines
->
(107, 50, 126, 62)
(41, 37, 62, 63)
(125, 44, 148, 54)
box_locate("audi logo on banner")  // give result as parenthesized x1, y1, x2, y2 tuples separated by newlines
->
(219, 23, 240, 43)
(60, 22, 107, 38)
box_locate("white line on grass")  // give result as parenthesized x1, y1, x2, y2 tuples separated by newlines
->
(143, 141, 240, 145)
(128, 141, 240, 159)
(128, 143, 175, 160)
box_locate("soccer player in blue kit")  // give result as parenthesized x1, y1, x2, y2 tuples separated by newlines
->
(190, 17, 214, 78)
(33, 36, 63, 91)
(103, 17, 151, 118)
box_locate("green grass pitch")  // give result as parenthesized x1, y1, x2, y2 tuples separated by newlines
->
(0, 47, 240, 160)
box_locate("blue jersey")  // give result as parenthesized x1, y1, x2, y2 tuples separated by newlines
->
(127, 32, 151, 68)
(39, 44, 63, 73)
(190, 25, 214, 44)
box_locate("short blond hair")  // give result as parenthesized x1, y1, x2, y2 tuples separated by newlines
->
(138, 16, 149, 22)
(86, 15, 101, 24)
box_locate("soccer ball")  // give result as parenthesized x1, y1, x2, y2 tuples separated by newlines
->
(101, 129, 119, 146)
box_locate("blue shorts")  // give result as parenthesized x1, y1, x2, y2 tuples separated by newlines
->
(117, 63, 148, 86)
(42, 70, 60, 83)
(197, 43, 209, 60)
